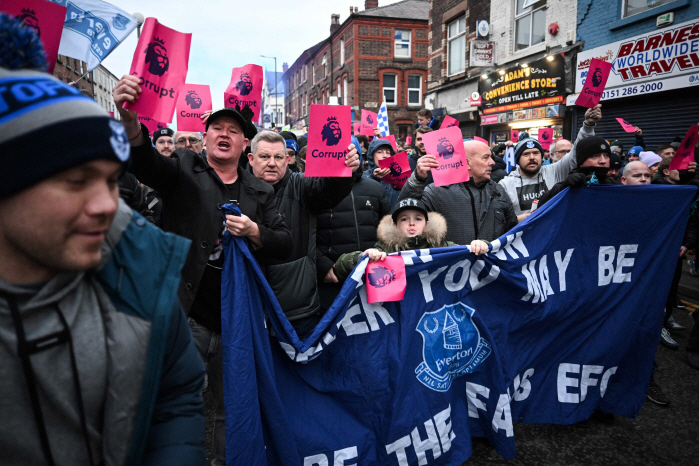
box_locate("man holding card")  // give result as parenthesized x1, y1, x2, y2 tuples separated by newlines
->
(498, 105, 601, 221)
(114, 75, 293, 466)
(398, 139, 517, 245)
(248, 130, 360, 336)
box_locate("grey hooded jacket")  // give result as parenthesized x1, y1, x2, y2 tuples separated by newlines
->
(498, 124, 595, 216)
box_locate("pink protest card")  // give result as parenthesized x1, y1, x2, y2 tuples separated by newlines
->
(669, 125, 699, 171)
(366, 255, 406, 303)
(176, 84, 211, 132)
(378, 151, 412, 189)
(305, 104, 352, 177)
(616, 118, 636, 133)
(576, 58, 612, 108)
(538, 128, 554, 150)
(422, 127, 470, 187)
(225, 64, 263, 123)
(125, 17, 191, 123)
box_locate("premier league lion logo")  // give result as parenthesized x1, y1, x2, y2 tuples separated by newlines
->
(591, 67, 603, 87)
(366, 114, 374, 125)
(367, 266, 395, 288)
(540, 131, 550, 141)
(144, 38, 169, 77)
(416, 302, 492, 392)
(17, 8, 40, 38)
(389, 161, 402, 177)
(436, 137, 455, 160)
(235, 72, 254, 96)
(185, 90, 203, 109)
(321, 116, 342, 146)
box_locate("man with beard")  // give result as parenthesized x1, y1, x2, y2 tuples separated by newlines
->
(398, 140, 517, 244)
(114, 75, 292, 466)
(153, 127, 174, 157)
(498, 105, 601, 221)
(247, 130, 359, 336)
(608, 152, 622, 184)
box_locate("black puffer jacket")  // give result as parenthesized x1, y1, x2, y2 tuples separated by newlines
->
(265, 169, 354, 335)
(316, 170, 390, 307)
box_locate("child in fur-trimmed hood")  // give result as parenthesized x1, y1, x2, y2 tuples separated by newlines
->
(333, 198, 489, 282)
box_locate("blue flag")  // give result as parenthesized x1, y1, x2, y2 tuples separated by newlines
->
(221, 185, 696, 465)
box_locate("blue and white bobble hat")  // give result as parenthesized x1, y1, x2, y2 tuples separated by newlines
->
(0, 67, 130, 198)
(514, 132, 544, 164)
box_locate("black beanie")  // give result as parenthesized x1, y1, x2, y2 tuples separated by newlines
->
(0, 68, 130, 198)
(152, 127, 173, 144)
(575, 136, 611, 165)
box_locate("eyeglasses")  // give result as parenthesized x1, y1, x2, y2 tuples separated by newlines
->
(555, 149, 571, 155)
(176, 137, 202, 146)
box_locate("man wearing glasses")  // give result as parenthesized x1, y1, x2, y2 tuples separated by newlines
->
(174, 131, 204, 154)
(550, 138, 573, 163)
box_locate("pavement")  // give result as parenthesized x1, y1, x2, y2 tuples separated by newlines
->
(206, 266, 699, 465)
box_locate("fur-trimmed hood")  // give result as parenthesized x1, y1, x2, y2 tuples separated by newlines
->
(376, 212, 449, 252)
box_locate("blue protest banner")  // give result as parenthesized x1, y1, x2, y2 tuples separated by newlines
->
(221, 185, 696, 465)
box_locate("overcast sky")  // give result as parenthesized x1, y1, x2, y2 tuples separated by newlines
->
(103, 0, 401, 128)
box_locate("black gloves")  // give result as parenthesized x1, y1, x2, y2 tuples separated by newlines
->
(563, 172, 587, 188)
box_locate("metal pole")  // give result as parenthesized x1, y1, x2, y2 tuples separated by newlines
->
(274, 57, 278, 127)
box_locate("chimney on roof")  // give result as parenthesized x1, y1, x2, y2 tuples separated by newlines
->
(350, 6, 354, 14)
(355, 6, 359, 12)
(365, 0, 378, 9)
(282, 62, 288, 73)
(330, 14, 341, 35)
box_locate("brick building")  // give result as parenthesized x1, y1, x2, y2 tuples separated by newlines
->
(424, 0, 492, 138)
(53, 54, 94, 98)
(283, 0, 429, 144)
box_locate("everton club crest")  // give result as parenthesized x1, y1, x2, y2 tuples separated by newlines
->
(415, 302, 491, 392)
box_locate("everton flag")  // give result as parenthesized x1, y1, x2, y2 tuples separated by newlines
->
(50, 0, 138, 71)
(221, 185, 696, 465)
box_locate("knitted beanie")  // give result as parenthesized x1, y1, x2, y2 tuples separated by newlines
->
(0, 67, 130, 198)
(575, 136, 611, 165)
(514, 138, 544, 164)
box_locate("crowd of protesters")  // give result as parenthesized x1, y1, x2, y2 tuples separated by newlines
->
(2, 11, 699, 466)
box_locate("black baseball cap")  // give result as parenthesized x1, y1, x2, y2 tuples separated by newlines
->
(206, 107, 249, 135)
(152, 127, 173, 144)
(392, 198, 429, 223)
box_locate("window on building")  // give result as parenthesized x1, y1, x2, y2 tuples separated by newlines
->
(312, 65, 316, 84)
(623, 0, 674, 18)
(303, 64, 307, 82)
(394, 29, 411, 58)
(515, 0, 546, 51)
(408, 75, 422, 106)
(322, 55, 328, 78)
(447, 17, 466, 76)
(337, 81, 341, 102)
(383, 73, 397, 105)
(343, 76, 348, 106)
(340, 39, 345, 65)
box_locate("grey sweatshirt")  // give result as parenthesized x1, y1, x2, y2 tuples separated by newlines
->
(0, 272, 107, 465)
(498, 124, 595, 215)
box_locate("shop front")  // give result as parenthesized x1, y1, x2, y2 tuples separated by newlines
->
(478, 54, 568, 145)
(568, 18, 699, 149)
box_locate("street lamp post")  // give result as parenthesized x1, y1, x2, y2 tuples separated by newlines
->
(260, 55, 277, 127)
